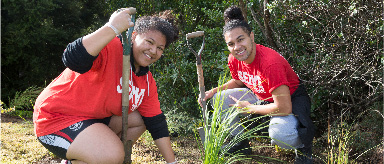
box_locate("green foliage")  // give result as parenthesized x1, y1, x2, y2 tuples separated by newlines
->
(1, 86, 42, 119)
(246, 0, 383, 139)
(1, 0, 108, 104)
(315, 106, 384, 163)
(2, 2, 383, 162)
(9, 86, 42, 111)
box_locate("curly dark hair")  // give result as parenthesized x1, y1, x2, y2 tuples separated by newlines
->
(223, 6, 251, 36)
(134, 10, 179, 48)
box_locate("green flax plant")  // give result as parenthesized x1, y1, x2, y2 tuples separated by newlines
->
(198, 75, 273, 164)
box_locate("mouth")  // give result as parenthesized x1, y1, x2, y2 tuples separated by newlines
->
(236, 49, 246, 56)
(144, 53, 152, 59)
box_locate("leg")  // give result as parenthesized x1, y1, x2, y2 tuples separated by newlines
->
(66, 123, 124, 164)
(66, 111, 146, 164)
(268, 115, 303, 149)
(108, 110, 147, 143)
(212, 88, 259, 155)
(212, 88, 260, 136)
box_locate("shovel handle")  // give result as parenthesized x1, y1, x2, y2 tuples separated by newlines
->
(121, 7, 136, 164)
(186, 31, 204, 39)
(197, 63, 207, 126)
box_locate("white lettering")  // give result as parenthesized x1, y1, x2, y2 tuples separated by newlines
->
(237, 71, 265, 93)
(117, 77, 146, 111)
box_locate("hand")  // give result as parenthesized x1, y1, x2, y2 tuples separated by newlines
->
(228, 95, 251, 113)
(108, 8, 136, 34)
(198, 89, 215, 107)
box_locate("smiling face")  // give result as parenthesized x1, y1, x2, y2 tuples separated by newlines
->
(224, 27, 256, 64)
(132, 30, 166, 71)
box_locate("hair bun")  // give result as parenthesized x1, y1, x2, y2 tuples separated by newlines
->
(224, 6, 244, 23)
(157, 10, 175, 25)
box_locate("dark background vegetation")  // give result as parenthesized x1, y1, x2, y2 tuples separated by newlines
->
(2, 0, 383, 161)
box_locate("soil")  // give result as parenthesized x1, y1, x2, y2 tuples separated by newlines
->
(2, 114, 382, 163)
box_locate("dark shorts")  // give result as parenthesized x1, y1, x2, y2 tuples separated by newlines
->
(37, 117, 111, 159)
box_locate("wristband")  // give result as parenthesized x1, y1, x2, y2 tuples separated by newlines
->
(107, 23, 120, 35)
(166, 160, 177, 164)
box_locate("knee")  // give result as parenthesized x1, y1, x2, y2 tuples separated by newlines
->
(269, 128, 302, 149)
(269, 128, 286, 143)
(91, 146, 125, 164)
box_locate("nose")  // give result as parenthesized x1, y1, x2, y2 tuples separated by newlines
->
(233, 43, 240, 51)
(149, 45, 157, 55)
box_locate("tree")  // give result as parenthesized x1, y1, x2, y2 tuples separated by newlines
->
(1, 0, 108, 104)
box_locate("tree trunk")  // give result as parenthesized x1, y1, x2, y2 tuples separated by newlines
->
(238, 0, 248, 22)
(263, 0, 278, 50)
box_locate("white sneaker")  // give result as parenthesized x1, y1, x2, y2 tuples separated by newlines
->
(60, 160, 71, 164)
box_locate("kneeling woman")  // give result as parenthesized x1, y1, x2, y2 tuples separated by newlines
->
(34, 8, 179, 164)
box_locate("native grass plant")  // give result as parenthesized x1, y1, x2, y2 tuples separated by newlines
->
(197, 76, 274, 164)
(317, 109, 384, 164)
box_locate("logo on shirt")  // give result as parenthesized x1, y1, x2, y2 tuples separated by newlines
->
(237, 71, 266, 93)
(117, 77, 145, 111)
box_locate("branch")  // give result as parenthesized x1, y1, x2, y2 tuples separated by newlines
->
(238, 0, 248, 22)
(248, 5, 266, 39)
(263, 0, 278, 50)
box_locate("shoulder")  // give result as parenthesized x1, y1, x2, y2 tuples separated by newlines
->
(256, 44, 279, 56)
(101, 37, 123, 54)
(257, 44, 288, 66)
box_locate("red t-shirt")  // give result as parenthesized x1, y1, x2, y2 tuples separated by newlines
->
(228, 44, 299, 102)
(33, 37, 161, 137)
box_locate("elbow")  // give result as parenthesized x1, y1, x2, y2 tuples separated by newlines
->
(62, 38, 97, 74)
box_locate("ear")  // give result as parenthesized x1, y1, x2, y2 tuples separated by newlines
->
(250, 31, 255, 42)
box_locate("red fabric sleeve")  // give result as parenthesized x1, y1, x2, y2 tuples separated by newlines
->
(264, 63, 290, 93)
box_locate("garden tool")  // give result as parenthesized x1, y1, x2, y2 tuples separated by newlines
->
(121, 8, 136, 164)
(186, 31, 210, 144)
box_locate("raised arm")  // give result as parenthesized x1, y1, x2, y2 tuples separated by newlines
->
(83, 8, 135, 56)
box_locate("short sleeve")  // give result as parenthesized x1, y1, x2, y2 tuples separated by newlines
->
(264, 63, 290, 93)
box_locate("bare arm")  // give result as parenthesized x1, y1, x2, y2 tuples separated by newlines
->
(154, 137, 177, 163)
(82, 8, 135, 56)
(231, 85, 292, 116)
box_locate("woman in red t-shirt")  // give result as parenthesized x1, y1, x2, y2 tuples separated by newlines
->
(34, 8, 179, 164)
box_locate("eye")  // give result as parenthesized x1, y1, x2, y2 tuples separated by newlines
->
(146, 40, 154, 45)
(238, 38, 244, 42)
(227, 42, 234, 47)
(157, 47, 164, 51)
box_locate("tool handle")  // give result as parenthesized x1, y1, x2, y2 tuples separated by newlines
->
(121, 7, 136, 164)
(196, 64, 207, 125)
(186, 31, 204, 39)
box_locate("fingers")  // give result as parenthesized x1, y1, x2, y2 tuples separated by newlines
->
(228, 95, 238, 108)
(203, 90, 215, 101)
(118, 7, 136, 15)
(108, 8, 136, 34)
(228, 95, 238, 102)
(198, 97, 203, 108)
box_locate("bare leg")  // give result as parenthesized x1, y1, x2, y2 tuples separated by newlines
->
(108, 110, 147, 143)
(66, 111, 146, 164)
(66, 123, 124, 164)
